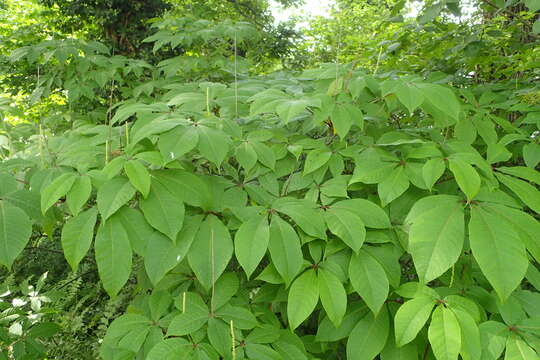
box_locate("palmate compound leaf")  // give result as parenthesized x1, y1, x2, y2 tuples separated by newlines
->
(469, 205, 528, 301)
(405, 195, 465, 283)
(187, 215, 233, 291)
(0, 201, 32, 268)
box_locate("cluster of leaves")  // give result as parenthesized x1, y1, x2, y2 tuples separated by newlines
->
(303, 0, 540, 84)
(1, 20, 540, 358)
(0, 273, 61, 359)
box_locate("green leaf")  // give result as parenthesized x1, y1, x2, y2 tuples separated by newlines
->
(130, 118, 186, 145)
(0, 201, 32, 268)
(245, 344, 282, 360)
(452, 308, 481, 360)
(469, 206, 528, 301)
(394, 296, 435, 346)
(422, 158, 446, 190)
(405, 195, 464, 283)
(3, 190, 41, 220)
(318, 268, 347, 327)
(234, 214, 269, 278)
(524, 0, 540, 11)
(61, 207, 97, 271)
(212, 272, 239, 310)
(350, 149, 395, 185)
(496, 166, 540, 186)
(146, 339, 192, 360)
(268, 215, 303, 285)
(197, 125, 230, 166)
(124, 160, 151, 198)
(349, 250, 389, 314)
(448, 159, 481, 201)
(114, 207, 154, 256)
(40, 172, 77, 214)
(110, 102, 168, 125)
(504, 335, 539, 360)
(482, 203, 540, 263)
(303, 148, 331, 175)
(378, 165, 409, 205)
(140, 181, 184, 240)
(275, 98, 319, 123)
(418, 83, 461, 124)
(0, 172, 18, 196)
(347, 310, 389, 360)
(207, 318, 231, 357)
(479, 321, 508, 360)
(487, 143, 512, 164)
(287, 269, 319, 330)
(496, 172, 540, 214)
(236, 142, 258, 171)
(381, 337, 418, 360)
(95, 217, 132, 297)
(167, 292, 208, 336)
(394, 81, 424, 114)
(272, 197, 327, 239)
(331, 199, 391, 229)
(66, 175, 92, 216)
(187, 215, 233, 291)
(216, 304, 258, 329)
(325, 207, 366, 252)
(523, 143, 540, 169)
(533, 18, 540, 34)
(331, 105, 353, 138)
(316, 303, 369, 342)
(101, 156, 126, 180)
(428, 306, 461, 360)
(158, 125, 199, 161)
(252, 142, 276, 170)
(145, 230, 191, 286)
(96, 177, 136, 220)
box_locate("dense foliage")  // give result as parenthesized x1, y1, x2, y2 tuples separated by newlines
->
(1, 0, 540, 359)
